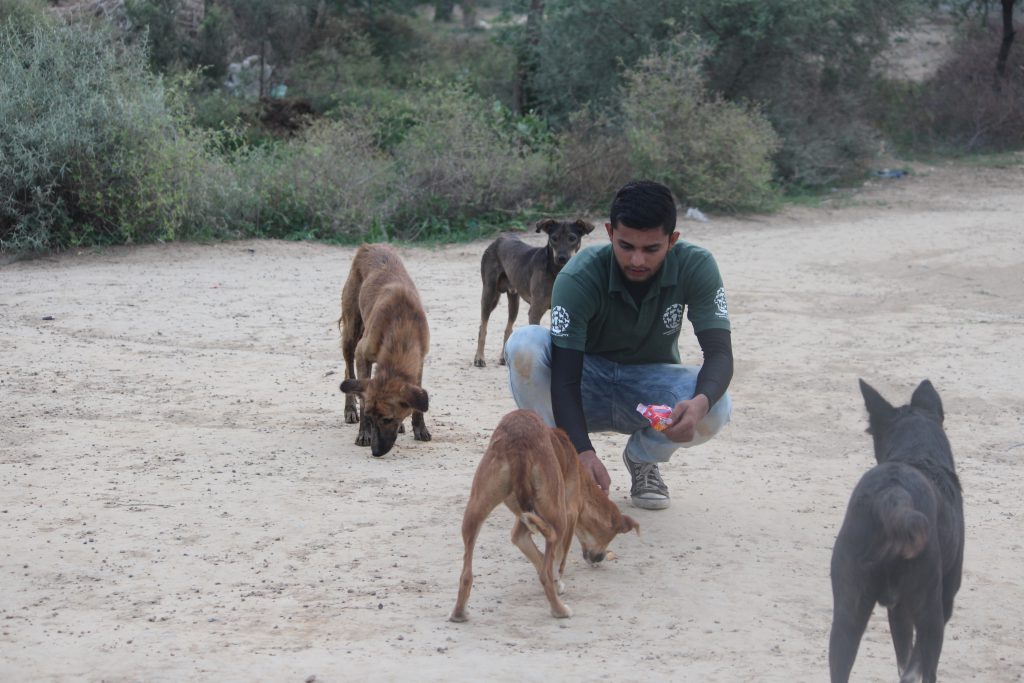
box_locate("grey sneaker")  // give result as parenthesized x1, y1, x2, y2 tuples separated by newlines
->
(622, 452, 670, 510)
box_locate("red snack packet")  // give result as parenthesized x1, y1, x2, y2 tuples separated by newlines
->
(637, 403, 673, 431)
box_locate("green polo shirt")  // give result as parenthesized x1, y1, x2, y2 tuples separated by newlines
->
(549, 241, 730, 364)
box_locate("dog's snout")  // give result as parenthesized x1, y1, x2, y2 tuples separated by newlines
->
(370, 424, 397, 457)
(583, 549, 605, 565)
(555, 255, 570, 266)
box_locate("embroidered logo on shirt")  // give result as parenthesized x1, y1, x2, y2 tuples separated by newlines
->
(550, 305, 571, 336)
(714, 287, 729, 319)
(662, 303, 683, 335)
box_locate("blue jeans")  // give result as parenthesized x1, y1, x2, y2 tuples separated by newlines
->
(504, 325, 732, 464)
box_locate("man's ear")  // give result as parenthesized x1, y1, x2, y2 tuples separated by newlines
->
(340, 378, 367, 396)
(535, 218, 557, 234)
(403, 385, 429, 412)
(574, 219, 595, 235)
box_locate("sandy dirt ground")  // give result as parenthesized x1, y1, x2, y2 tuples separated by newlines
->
(2, 162, 1023, 682)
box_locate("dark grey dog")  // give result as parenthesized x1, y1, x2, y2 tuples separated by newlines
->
(473, 218, 594, 367)
(829, 379, 964, 683)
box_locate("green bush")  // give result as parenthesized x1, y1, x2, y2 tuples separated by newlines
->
(0, 0, 51, 32)
(620, 36, 780, 211)
(0, 22, 254, 253)
(876, 27, 1024, 154)
(387, 84, 551, 234)
(550, 108, 634, 209)
(767, 74, 880, 187)
(1, 23, 165, 250)
(234, 118, 395, 240)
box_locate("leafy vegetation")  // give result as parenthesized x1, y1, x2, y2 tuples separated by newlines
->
(1, 0, 1022, 254)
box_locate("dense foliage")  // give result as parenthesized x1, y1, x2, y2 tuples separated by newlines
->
(1, 0, 1021, 254)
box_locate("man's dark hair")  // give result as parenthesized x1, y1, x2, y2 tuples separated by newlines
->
(609, 180, 677, 235)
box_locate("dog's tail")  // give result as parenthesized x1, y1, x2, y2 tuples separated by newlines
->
(874, 486, 929, 561)
(513, 454, 558, 541)
(520, 511, 556, 541)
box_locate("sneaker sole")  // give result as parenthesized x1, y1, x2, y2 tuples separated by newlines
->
(630, 495, 671, 510)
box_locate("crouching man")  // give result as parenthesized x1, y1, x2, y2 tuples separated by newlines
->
(504, 180, 733, 510)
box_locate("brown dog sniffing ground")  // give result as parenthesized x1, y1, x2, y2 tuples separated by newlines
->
(450, 409, 638, 621)
(338, 244, 431, 457)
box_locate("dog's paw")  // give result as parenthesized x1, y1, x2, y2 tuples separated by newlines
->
(497, 356, 507, 366)
(448, 610, 467, 623)
(551, 603, 572, 619)
(398, 423, 406, 434)
(557, 579, 565, 595)
(473, 357, 486, 368)
(355, 433, 371, 447)
(344, 409, 359, 424)
(414, 427, 432, 442)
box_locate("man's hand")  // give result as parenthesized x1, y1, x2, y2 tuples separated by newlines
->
(578, 449, 610, 493)
(662, 395, 710, 443)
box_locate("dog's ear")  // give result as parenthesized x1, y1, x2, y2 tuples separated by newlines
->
(402, 385, 429, 413)
(574, 219, 596, 235)
(340, 378, 367, 396)
(859, 379, 895, 432)
(910, 379, 944, 424)
(620, 515, 640, 536)
(535, 218, 557, 234)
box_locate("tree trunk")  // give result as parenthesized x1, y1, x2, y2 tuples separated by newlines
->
(996, 0, 1017, 76)
(259, 37, 266, 99)
(435, 0, 455, 22)
(460, 0, 477, 29)
(514, 0, 544, 114)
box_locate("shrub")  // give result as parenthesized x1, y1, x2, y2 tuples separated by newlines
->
(1, 23, 172, 251)
(550, 108, 634, 209)
(879, 26, 1024, 153)
(387, 84, 551, 235)
(0, 0, 51, 32)
(234, 118, 395, 240)
(0, 22, 254, 253)
(620, 36, 780, 211)
(766, 69, 881, 187)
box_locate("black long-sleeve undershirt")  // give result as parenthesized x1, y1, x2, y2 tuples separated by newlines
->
(550, 328, 733, 455)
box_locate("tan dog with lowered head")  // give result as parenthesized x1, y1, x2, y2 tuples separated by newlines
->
(449, 409, 639, 621)
(338, 243, 430, 457)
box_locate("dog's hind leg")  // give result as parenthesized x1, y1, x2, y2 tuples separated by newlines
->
(449, 493, 500, 623)
(474, 280, 502, 368)
(498, 293, 520, 366)
(888, 604, 915, 676)
(902, 598, 945, 683)
(516, 513, 571, 618)
(512, 518, 564, 595)
(829, 590, 873, 683)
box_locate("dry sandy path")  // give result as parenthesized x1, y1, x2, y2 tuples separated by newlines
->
(2, 162, 1023, 682)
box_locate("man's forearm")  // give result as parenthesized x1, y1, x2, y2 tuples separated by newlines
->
(693, 328, 733, 409)
(550, 343, 594, 454)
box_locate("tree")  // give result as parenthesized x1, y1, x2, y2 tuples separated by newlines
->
(997, 0, 1019, 76)
(513, 0, 543, 114)
(434, 0, 455, 21)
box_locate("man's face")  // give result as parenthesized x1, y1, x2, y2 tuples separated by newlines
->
(605, 222, 679, 282)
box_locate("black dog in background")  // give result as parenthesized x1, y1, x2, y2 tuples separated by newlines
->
(829, 380, 964, 683)
(473, 218, 594, 367)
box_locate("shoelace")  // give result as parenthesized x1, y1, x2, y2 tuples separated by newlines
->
(634, 462, 668, 494)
